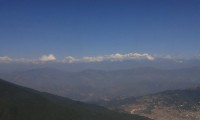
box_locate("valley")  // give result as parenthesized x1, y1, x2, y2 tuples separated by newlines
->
(111, 87, 200, 120)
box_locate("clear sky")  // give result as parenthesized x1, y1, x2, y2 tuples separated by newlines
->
(0, 0, 200, 59)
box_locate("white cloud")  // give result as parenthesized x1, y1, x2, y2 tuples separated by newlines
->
(107, 53, 155, 61)
(64, 56, 79, 63)
(82, 56, 104, 62)
(0, 56, 13, 63)
(39, 54, 56, 62)
(64, 53, 155, 63)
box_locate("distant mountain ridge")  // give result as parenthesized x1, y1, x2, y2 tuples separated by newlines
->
(1, 67, 200, 102)
(0, 78, 151, 120)
(0, 67, 200, 102)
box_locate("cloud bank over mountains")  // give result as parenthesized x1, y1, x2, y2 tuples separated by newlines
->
(0, 56, 13, 63)
(64, 53, 155, 63)
(0, 53, 187, 64)
(0, 54, 57, 64)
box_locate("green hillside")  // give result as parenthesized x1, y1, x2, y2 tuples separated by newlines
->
(0, 78, 151, 120)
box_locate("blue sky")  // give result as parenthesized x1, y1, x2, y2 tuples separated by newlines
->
(0, 0, 200, 59)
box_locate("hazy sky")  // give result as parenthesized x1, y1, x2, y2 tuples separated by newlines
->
(0, 0, 200, 59)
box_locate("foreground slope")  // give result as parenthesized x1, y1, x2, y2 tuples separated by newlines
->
(0, 78, 150, 120)
(114, 87, 200, 120)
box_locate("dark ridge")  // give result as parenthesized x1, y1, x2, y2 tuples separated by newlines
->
(0, 78, 151, 120)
